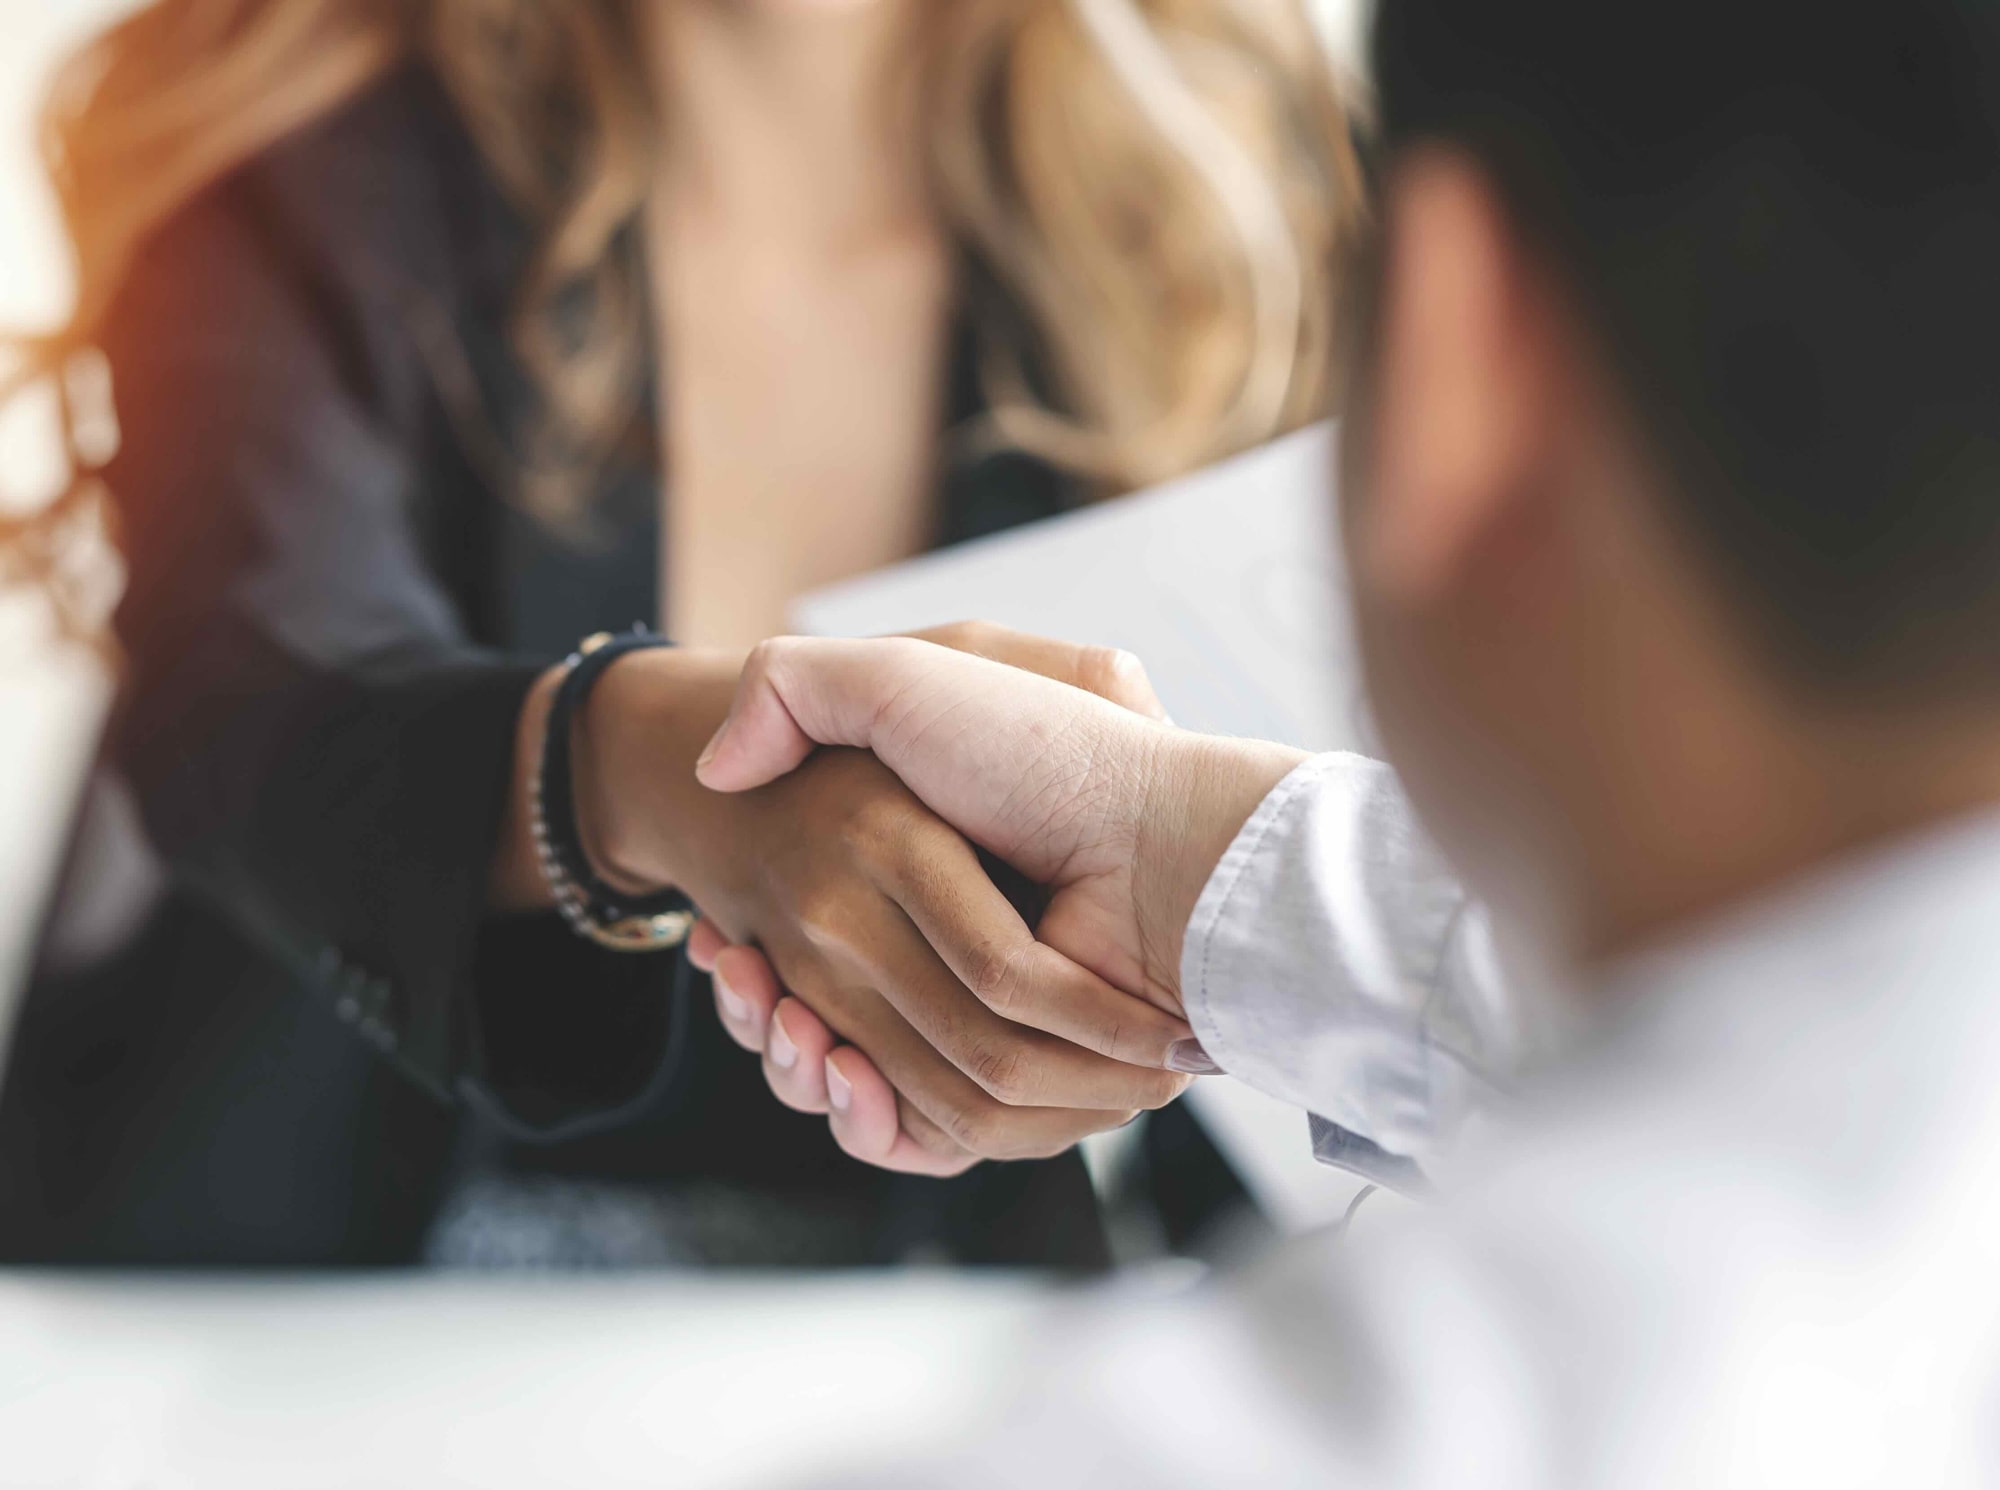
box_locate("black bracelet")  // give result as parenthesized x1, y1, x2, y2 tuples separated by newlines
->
(532, 628, 696, 953)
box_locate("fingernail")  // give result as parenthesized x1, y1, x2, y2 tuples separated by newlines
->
(1166, 1039, 1222, 1076)
(713, 967, 749, 1024)
(695, 728, 724, 772)
(825, 1060, 852, 1113)
(768, 1013, 799, 1070)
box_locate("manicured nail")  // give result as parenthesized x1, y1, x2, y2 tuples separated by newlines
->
(1166, 1039, 1222, 1076)
(768, 1013, 799, 1070)
(826, 1060, 852, 1114)
(713, 967, 749, 1024)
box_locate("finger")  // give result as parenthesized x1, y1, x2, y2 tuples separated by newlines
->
(825, 1048, 980, 1177)
(910, 622, 1170, 721)
(835, 893, 1186, 1116)
(712, 942, 781, 1053)
(698, 637, 1149, 886)
(829, 1116, 979, 1177)
(696, 636, 1033, 794)
(883, 822, 1196, 1071)
(696, 636, 917, 793)
(825, 1043, 982, 1168)
(801, 957, 1140, 1161)
(761, 997, 835, 1113)
(687, 918, 728, 973)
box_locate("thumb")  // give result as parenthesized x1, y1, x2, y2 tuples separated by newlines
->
(694, 636, 935, 793)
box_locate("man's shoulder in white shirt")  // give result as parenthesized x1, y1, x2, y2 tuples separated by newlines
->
(853, 777, 2000, 1489)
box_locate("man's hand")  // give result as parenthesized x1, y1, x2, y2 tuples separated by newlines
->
(692, 627, 1306, 1172)
(553, 635, 1199, 1179)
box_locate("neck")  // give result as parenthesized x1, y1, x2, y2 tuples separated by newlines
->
(645, 0, 928, 249)
(1576, 702, 2000, 969)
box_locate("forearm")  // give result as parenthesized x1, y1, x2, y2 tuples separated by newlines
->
(115, 617, 547, 1102)
(487, 648, 749, 912)
(1130, 732, 1313, 1007)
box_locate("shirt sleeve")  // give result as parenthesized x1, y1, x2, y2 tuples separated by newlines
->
(1178, 754, 1518, 1176)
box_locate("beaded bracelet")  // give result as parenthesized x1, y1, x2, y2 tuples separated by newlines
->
(531, 628, 697, 953)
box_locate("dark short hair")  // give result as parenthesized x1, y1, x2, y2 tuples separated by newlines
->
(1371, 2, 2000, 695)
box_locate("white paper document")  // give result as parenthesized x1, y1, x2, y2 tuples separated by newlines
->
(795, 422, 1373, 756)
(793, 423, 1378, 1235)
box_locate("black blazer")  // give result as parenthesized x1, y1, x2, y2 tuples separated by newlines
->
(0, 66, 1105, 1268)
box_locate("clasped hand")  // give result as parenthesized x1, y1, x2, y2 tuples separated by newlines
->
(665, 626, 1303, 1176)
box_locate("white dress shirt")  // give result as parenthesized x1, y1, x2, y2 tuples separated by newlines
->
(837, 755, 2000, 1488)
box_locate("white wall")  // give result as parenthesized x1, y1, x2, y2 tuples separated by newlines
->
(1, 0, 142, 332)
(0, 0, 135, 1050)
(1312, 0, 1373, 83)
(0, 0, 1369, 332)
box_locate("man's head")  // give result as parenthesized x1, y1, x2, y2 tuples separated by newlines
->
(1342, 3, 2000, 958)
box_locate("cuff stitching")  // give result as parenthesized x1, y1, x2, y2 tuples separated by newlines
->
(1188, 756, 1341, 1072)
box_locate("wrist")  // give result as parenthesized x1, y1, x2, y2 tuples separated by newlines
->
(1132, 733, 1308, 1009)
(574, 646, 747, 895)
(491, 664, 569, 911)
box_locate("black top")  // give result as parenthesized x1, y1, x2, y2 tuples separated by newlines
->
(0, 65, 1104, 1268)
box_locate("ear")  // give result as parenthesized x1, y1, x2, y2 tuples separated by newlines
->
(1362, 148, 1560, 607)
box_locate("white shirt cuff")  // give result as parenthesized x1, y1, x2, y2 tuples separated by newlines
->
(1178, 753, 1511, 1170)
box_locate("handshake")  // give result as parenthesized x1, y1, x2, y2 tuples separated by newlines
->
(573, 623, 1305, 1177)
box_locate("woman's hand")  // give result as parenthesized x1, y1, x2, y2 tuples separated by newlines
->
(689, 916, 1000, 1175)
(572, 637, 1193, 1174)
(684, 622, 1290, 1174)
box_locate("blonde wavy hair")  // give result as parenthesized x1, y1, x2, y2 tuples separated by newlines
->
(8, 0, 1363, 578)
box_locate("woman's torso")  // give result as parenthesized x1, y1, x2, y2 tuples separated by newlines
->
(0, 64, 1101, 1269)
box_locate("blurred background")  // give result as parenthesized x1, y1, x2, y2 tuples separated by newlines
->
(1, 1, 133, 336)
(0, 2, 1373, 1481)
(0, 0, 1369, 329)
(0, 0, 129, 1041)
(1, 0, 1376, 1266)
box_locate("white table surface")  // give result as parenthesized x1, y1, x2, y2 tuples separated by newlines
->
(0, 1272, 1060, 1490)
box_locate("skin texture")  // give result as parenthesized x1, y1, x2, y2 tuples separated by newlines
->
(501, 624, 1200, 1179)
(692, 635, 1302, 1172)
(486, 2, 1194, 1171)
(691, 149, 2000, 1174)
(647, 0, 949, 649)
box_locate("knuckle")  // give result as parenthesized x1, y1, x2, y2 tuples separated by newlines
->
(940, 619, 999, 654)
(741, 637, 783, 685)
(961, 937, 1028, 1014)
(901, 1106, 967, 1159)
(922, 620, 966, 649)
(793, 886, 857, 955)
(1140, 1071, 1193, 1110)
(1075, 645, 1132, 699)
(884, 634, 939, 671)
(941, 1096, 1012, 1160)
(1008, 1119, 1102, 1163)
(966, 1038, 1034, 1105)
(845, 791, 919, 866)
(1093, 647, 1160, 714)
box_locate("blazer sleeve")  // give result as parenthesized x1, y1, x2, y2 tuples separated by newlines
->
(102, 163, 679, 1136)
